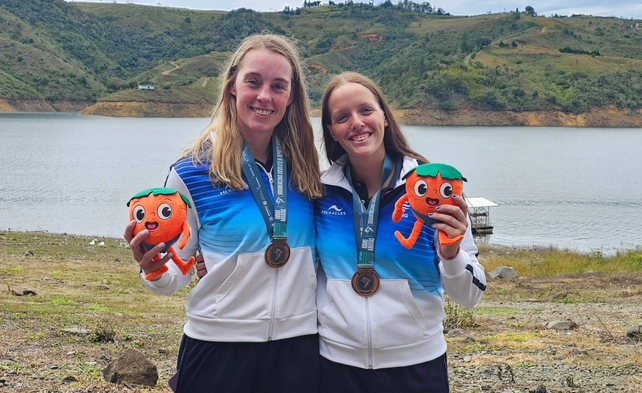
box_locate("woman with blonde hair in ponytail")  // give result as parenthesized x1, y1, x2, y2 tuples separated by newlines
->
(124, 34, 322, 393)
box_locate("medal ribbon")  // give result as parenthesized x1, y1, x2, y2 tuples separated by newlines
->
(345, 154, 394, 270)
(241, 137, 288, 241)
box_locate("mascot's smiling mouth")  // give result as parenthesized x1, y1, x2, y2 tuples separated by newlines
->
(145, 222, 159, 231)
(426, 198, 440, 206)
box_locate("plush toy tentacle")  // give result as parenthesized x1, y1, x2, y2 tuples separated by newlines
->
(392, 195, 409, 223)
(168, 245, 196, 275)
(145, 263, 168, 281)
(178, 221, 191, 250)
(395, 219, 424, 249)
(438, 230, 464, 246)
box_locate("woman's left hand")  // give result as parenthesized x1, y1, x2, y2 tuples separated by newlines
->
(429, 194, 468, 259)
(195, 254, 207, 280)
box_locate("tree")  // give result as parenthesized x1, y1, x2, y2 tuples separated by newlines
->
(525, 5, 536, 16)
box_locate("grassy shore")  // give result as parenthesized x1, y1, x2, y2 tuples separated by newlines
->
(1, 230, 641, 392)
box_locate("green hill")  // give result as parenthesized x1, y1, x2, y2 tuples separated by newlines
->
(1, 0, 641, 118)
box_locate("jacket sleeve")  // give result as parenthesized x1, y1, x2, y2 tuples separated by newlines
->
(139, 166, 199, 296)
(435, 215, 486, 309)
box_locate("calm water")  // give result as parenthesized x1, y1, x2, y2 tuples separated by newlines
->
(1, 112, 641, 254)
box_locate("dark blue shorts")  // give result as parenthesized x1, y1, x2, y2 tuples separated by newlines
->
(319, 353, 449, 393)
(174, 334, 320, 393)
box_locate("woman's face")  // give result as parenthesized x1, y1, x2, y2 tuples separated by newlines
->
(326, 82, 388, 163)
(230, 48, 294, 140)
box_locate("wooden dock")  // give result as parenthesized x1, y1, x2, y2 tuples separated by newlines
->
(465, 197, 499, 235)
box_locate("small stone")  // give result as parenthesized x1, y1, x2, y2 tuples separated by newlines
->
(103, 349, 158, 387)
(10, 287, 37, 296)
(546, 321, 578, 331)
(447, 328, 463, 337)
(61, 327, 91, 335)
(24, 250, 34, 256)
(553, 354, 565, 360)
(158, 348, 169, 354)
(67, 351, 76, 355)
(463, 355, 472, 362)
(489, 266, 518, 280)
(530, 385, 547, 393)
(626, 325, 642, 341)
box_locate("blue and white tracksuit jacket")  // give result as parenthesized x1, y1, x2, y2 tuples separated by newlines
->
(140, 156, 318, 343)
(315, 155, 486, 369)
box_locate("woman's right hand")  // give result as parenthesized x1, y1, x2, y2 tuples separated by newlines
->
(124, 220, 173, 280)
(195, 254, 208, 280)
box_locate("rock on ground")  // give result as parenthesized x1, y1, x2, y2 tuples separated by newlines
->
(102, 349, 158, 387)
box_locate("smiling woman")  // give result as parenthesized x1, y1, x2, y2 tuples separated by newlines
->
(315, 72, 486, 393)
(122, 34, 322, 393)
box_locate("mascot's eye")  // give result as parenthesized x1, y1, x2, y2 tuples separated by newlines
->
(414, 180, 428, 197)
(133, 206, 145, 223)
(158, 203, 172, 220)
(440, 182, 453, 199)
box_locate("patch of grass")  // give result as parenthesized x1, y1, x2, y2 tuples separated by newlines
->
(556, 294, 607, 304)
(475, 307, 523, 316)
(444, 299, 475, 329)
(50, 296, 75, 305)
(91, 323, 116, 343)
(29, 331, 45, 341)
(479, 245, 642, 277)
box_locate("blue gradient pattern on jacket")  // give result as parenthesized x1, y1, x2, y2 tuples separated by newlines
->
(174, 157, 315, 258)
(315, 184, 442, 294)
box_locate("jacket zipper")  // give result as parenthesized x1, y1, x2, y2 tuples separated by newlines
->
(257, 161, 278, 341)
(268, 269, 279, 341)
(365, 297, 373, 369)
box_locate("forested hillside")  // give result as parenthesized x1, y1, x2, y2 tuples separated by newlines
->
(1, 0, 641, 119)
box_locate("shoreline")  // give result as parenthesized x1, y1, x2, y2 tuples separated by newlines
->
(2, 99, 642, 127)
(3, 228, 638, 256)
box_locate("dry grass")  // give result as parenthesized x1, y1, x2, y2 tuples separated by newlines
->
(0, 230, 191, 392)
(1, 231, 641, 392)
(478, 243, 642, 277)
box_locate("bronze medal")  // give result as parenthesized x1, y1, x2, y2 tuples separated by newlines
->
(351, 269, 380, 297)
(265, 239, 290, 268)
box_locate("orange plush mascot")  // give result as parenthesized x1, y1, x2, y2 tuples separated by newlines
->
(127, 188, 195, 280)
(392, 163, 467, 249)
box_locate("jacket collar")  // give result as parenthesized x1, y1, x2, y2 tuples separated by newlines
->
(321, 154, 419, 193)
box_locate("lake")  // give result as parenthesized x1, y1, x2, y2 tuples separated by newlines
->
(1, 112, 641, 254)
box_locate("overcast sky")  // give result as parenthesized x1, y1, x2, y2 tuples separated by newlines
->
(67, 1, 642, 19)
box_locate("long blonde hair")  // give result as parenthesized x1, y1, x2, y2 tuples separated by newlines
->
(184, 34, 322, 199)
(321, 72, 427, 165)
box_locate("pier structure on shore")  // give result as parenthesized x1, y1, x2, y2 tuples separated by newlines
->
(465, 197, 498, 235)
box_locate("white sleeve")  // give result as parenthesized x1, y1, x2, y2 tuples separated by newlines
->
(436, 215, 487, 309)
(139, 166, 199, 296)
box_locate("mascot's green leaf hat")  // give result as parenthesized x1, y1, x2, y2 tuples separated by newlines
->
(402, 163, 467, 182)
(127, 187, 192, 208)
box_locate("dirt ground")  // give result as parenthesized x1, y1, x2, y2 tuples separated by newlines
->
(0, 232, 640, 392)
